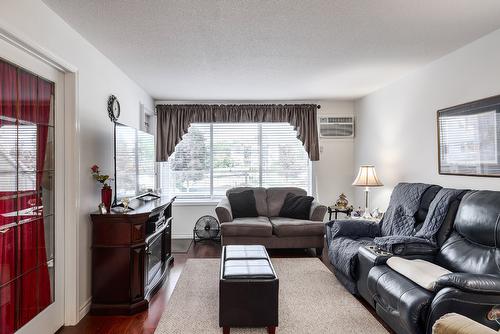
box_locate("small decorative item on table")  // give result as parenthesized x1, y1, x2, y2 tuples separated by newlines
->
(328, 193, 354, 220)
(122, 197, 130, 212)
(98, 203, 107, 214)
(91, 164, 113, 212)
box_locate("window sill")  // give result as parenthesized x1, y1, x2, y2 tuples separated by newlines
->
(172, 198, 221, 206)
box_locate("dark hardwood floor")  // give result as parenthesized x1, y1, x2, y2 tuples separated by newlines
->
(59, 240, 393, 334)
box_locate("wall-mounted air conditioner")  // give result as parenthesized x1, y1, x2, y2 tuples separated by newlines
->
(318, 116, 354, 138)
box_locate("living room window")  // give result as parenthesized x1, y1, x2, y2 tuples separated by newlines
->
(159, 123, 311, 199)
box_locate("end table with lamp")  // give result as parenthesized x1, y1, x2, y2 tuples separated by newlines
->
(328, 206, 353, 221)
(352, 165, 383, 218)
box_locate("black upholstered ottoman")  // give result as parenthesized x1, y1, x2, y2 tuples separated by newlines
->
(219, 245, 279, 334)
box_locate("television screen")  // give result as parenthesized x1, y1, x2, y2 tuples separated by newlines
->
(114, 122, 155, 203)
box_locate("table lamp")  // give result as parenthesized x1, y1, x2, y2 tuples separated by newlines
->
(352, 165, 383, 218)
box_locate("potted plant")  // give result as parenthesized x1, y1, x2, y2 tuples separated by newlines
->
(91, 164, 112, 212)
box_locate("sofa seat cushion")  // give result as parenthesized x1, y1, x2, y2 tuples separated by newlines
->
(367, 265, 434, 334)
(387, 257, 451, 291)
(221, 216, 272, 237)
(270, 217, 324, 237)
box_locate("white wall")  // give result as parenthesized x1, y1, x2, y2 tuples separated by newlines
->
(168, 100, 355, 238)
(0, 0, 154, 318)
(354, 28, 500, 210)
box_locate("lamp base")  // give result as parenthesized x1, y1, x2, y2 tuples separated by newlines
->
(361, 208, 372, 219)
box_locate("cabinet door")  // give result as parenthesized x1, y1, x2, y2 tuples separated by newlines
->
(146, 233, 162, 286)
(130, 246, 145, 302)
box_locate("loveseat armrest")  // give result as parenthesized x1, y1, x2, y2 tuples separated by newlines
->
(216, 197, 233, 223)
(436, 273, 500, 295)
(309, 200, 327, 221)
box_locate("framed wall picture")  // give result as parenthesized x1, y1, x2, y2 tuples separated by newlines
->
(437, 95, 500, 177)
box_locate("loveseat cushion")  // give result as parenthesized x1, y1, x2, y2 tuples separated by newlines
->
(228, 189, 258, 218)
(266, 187, 306, 217)
(386, 257, 451, 291)
(221, 217, 272, 237)
(279, 193, 314, 220)
(270, 217, 324, 237)
(227, 187, 268, 217)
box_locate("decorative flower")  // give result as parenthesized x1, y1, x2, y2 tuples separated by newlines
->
(90, 164, 111, 188)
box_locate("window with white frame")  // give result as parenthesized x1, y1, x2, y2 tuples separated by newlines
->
(159, 123, 311, 199)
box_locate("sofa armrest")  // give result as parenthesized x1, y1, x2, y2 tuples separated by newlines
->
(427, 287, 500, 333)
(373, 236, 438, 256)
(436, 273, 500, 295)
(215, 197, 233, 223)
(326, 219, 380, 238)
(309, 200, 327, 221)
(433, 313, 498, 334)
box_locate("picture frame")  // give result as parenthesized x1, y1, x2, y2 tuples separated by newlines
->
(437, 94, 500, 177)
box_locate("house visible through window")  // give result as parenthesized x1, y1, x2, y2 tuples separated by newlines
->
(159, 123, 311, 199)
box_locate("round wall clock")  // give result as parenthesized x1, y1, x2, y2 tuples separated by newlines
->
(107, 95, 120, 122)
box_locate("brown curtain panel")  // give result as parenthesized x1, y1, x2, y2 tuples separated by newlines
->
(156, 104, 320, 161)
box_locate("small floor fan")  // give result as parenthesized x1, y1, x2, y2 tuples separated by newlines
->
(193, 215, 220, 243)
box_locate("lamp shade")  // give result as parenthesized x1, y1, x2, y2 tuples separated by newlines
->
(352, 165, 383, 187)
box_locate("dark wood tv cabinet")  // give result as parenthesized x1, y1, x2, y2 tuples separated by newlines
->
(89, 196, 175, 315)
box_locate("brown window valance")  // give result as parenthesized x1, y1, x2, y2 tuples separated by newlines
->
(156, 104, 320, 161)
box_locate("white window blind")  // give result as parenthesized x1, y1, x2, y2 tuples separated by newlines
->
(0, 124, 37, 191)
(115, 125, 156, 199)
(261, 124, 310, 190)
(160, 123, 311, 199)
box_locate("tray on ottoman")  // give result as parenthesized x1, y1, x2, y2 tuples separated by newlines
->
(219, 245, 279, 334)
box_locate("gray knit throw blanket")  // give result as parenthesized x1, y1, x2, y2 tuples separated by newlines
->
(375, 188, 465, 251)
(379, 182, 433, 237)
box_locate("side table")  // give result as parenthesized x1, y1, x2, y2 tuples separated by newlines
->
(328, 207, 353, 221)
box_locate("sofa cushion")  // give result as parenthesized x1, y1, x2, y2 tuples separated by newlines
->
(228, 189, 258, 219)
(270, 217, 324, 237)
(387, 257, 451, 291)
(227, 187, 268, 216)
(267, 187, 307, 217)
(279, 193, 314, 220)
(221, 216, 272, 237)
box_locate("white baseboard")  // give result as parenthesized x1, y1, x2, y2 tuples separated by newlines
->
(78, 297, 92, 322)
(173, 234, 193, 239)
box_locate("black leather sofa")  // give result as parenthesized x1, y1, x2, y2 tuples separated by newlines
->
(328, 189, 500, 334)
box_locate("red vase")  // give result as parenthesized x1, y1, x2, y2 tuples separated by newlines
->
(101, 186, 112, 212)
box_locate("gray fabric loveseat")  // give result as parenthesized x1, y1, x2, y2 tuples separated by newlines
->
(216, 187, 327, 254)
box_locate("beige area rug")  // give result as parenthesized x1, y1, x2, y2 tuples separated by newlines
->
(155, 258, 389, 334)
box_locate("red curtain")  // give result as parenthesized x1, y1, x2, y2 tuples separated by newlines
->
(0, 62, 52, 333)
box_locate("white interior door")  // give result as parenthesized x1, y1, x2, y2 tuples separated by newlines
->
(0, 37, 65, 334)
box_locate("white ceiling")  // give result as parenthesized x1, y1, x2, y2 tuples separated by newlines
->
(43, 0, 500, 101)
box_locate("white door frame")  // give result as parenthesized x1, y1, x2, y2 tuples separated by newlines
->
(0, 23, 81, 327)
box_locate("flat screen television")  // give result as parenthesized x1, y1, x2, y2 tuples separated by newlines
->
(113, 122, 156, 205)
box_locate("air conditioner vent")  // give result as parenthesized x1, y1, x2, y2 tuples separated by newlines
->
(319, 116, 354, 138)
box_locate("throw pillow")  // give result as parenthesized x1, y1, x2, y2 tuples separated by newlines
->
(228, 190, 258, 219)
(279, 193, 314, 220)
